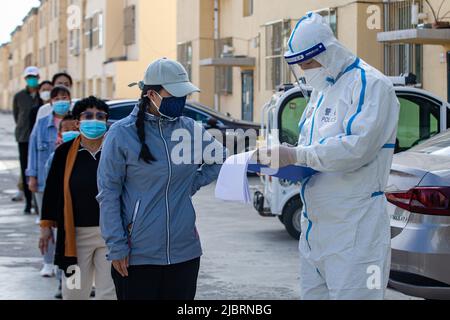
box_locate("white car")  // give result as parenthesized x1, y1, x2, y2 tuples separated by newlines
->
(253, 84, 450, 239)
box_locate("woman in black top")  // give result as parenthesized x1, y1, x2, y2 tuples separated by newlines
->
(39, 96, 116, 300)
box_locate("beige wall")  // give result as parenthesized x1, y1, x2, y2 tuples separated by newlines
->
(421, 0, 450, 100)
(66, 0, 176, 100)
(177, 0, 215, 106)
(104, 0, 178, 100)
(0, 44, 11, 110)
(177, 0, 388, 122)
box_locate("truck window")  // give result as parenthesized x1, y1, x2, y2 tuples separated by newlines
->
(396, 95, 440, 152)
(279, 95, 308, 146)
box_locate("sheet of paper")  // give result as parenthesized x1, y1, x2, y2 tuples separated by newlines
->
(215, 151, 256, 203)
(215, 151, 317, 203)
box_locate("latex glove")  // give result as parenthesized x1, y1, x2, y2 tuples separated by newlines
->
(255, 145, 298, 169)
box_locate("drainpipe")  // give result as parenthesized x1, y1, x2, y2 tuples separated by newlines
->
(81, 0, 87, 97)
(214, 0, 220, 112)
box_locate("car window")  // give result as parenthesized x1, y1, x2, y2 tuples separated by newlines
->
(108, 103, 135, 121)
(279, 95, 308, 146)
(396, 94, 440, 152)
(183, 107, 210, 123)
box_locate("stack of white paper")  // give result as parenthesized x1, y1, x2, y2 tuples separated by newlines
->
(215, 150, 256, 204)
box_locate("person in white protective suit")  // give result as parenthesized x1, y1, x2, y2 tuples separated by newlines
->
(257, 13, 400, 299)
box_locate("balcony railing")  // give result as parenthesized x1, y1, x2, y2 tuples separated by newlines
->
(384, 0, 424, 31)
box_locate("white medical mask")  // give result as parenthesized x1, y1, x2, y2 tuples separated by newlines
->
(303, 67, 333, 92)
(40, 91, 51, 102)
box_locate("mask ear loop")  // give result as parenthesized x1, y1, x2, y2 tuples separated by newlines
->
(148, 91, 164, 117)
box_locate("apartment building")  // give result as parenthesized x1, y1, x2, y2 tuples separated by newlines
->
(38, 0, 69, 80)
(68, 0, 177, 100)
(177, 0, 450, 122)
(0, 43, 11, 111)
(378, 0, 450, 104)
(0, 0, 176, 110)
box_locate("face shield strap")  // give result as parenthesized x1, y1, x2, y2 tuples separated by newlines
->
(288, 64, 310, 102)
(285, 43, 326, 65)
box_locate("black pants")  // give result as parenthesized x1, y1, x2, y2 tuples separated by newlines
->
(18, 142, 32, 209)
(111, 258, 200, 300)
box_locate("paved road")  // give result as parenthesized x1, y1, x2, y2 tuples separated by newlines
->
(0, 112, 418, 300)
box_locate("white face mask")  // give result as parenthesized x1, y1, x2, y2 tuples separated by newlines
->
(40, 91, 51, 102)
(303, 67, 333, 92)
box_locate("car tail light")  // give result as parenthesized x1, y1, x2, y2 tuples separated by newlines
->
(386, 187, 450, 216)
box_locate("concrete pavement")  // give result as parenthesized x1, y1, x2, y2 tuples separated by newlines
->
(0, 112, 418, 300)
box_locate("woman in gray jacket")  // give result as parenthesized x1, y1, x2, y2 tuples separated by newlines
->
(97, 58, 227, 300)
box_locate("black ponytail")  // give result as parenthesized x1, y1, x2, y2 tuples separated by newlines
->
(136, 85, 162, 163)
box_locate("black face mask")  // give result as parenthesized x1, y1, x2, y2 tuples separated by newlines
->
(152, 92, 187, 119)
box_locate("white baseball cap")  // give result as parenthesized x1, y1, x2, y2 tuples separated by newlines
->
(130, 58, 200, 97)
(23, 66, 40, 78)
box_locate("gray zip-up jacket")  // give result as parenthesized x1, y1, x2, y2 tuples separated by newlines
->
(97, 106, 227, 266)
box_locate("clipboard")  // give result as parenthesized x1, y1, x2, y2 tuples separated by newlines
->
(247, 164, 317, 183)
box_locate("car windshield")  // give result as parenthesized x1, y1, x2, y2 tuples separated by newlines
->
(409, 130, 450, 156)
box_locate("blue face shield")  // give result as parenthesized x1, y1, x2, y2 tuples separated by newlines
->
(151, 92, 187, 119)
(79, 120, 107, 140)
(62, 131, 80, 143)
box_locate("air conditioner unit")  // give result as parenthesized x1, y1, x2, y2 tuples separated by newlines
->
(71, 45, 80, 57)
(221, 45, 235, 57)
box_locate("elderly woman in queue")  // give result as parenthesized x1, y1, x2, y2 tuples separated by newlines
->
(39, 96, 116, 300)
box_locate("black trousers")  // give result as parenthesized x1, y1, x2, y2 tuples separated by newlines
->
(18, 142, 32, 209)
(111, 258, 200, 300)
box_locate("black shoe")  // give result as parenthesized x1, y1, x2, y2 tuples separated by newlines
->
(90, 287, 95, 298)
(23, 207, 32, 215)
(11, 191, 24, 202)
(54, 285, 62, 300)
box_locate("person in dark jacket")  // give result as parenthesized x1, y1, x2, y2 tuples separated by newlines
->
(97, 58, 228, 300)
(13, 66, 42, 214)
(29, 80, 53, 131)
(39, 96, 116, 300)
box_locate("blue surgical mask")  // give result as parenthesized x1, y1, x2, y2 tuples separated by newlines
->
(151, 92, 186, 119)
(62, 131, 80, 143)
(80, 120, 107, 140)
(26, 77, 39, 88)
(53, 101, 71, 116)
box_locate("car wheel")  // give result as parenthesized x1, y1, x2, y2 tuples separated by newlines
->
(283, 197, 303, 240)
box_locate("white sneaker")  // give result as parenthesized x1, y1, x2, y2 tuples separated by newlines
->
(35, 217, 41, 225)
(40, 264, 55, 278)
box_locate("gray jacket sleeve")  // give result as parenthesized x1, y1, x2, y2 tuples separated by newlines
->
(97, 126, 130, 261)
(191, 122, 228, 196)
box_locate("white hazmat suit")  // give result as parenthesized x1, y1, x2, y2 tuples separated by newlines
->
(283, 13, 400, 299)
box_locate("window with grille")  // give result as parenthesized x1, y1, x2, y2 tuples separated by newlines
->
(69, 29, 81, 56)
(39, 47, 46, 66)
(265, 20, 291, 91)
(49, 42, 53, 63)
(124, 5, 136, 46)
(40, 9, 45, 29)
(383, 0, 423, 84)
(84, 17, 93, 50)
(24, 54, 32, 67)
(91, 12, 103, 48)
(215, 38, 233, 95)
(177, 41, 193, 80)
(315, 8, 337, 35)
(243, 0, 254, 17)
(54, 0, 58, 19)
